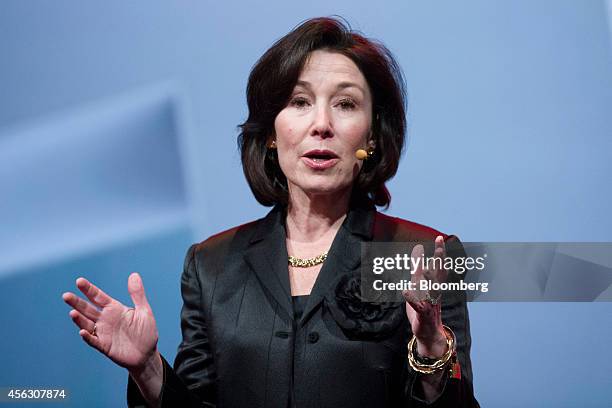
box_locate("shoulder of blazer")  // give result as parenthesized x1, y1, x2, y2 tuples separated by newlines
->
(373, 211, 448, 242)
(190, 218, 264, 273)
(373, 212, 466, 262)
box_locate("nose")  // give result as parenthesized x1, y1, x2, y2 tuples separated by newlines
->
(310, 105, 333, 139)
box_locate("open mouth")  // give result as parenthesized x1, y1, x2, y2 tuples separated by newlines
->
(302, 150, 339, 162)
(302, 149, 340, 170)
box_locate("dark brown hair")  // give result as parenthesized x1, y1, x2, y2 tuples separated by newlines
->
(238, 16, 406, 208)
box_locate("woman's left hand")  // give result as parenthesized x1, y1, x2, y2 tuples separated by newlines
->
(402, 235, 448, 357)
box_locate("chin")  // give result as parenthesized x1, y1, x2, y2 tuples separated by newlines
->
(295, 178, 353, 197)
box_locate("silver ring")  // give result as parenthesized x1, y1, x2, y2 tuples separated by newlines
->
(91, 324, 97, 337)
(424, 292, 441, 305)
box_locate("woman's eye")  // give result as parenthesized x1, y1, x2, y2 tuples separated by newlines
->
(337, 98, 356, 110)
(290, 97, 310, 109)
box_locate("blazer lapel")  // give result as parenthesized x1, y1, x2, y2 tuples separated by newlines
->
(243, 201, 377, 326)
(243, 205, 293, 320)
(298, 202, 376, 328)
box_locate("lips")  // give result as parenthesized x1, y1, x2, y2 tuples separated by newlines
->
(303, 149, 339, 160)
(301, 149, 340, 170)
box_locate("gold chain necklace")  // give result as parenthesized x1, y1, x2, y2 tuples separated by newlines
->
(288, 252, 328, 268)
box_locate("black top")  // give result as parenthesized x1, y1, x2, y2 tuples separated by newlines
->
(292, 294, 309, 321)
(289, 295, 309, 408)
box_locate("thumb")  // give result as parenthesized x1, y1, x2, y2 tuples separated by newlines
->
(404, 298, 418, 322)
(128, 272, 150, 310)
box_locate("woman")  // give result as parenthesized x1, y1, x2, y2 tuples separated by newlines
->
(62, 17, 479, 407)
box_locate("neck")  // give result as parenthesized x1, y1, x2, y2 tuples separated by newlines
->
(285, 186, 352, 243)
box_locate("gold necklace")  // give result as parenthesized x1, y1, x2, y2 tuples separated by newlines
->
(288, 252, 328, 268)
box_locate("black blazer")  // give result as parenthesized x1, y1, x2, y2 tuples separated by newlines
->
(128, 201, 479, 407)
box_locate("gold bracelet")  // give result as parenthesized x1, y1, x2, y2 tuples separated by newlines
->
(407, 325, 456, 375)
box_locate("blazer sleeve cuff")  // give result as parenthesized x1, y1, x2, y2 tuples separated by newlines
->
(407, 372, 479, 408)
(407, 371, 449, 407)
(127, 354, 206, 408)
(126, 355, 165, 408)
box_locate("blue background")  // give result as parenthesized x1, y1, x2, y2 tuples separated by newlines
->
(1, 1, 611, 406)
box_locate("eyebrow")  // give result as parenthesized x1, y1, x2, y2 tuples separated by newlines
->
(294, 80, 365, 95)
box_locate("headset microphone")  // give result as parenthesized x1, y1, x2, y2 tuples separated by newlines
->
(355, 149, 368, 160)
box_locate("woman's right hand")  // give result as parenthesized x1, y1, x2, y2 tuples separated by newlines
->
(62, 272, 160, 373)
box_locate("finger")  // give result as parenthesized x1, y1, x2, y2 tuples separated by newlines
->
(410, 244, 425, 283)
(79, 329, 103, 352)
(128, 272, 150, 310)
(411, 244, 434, 300)
(404, 298, 418, 320)
(76, 277, 113, 308)
(433, 236, 448, 283)
(62, 292, 100, 321)
(423, 265, 436, 281)
(434, 235, 446, 257)
(69, 309, 95, 332)
(432, 236, 446, 272)
(423, 268, 442, 294)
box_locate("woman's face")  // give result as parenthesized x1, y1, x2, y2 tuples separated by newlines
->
(273, 50, 373, 200)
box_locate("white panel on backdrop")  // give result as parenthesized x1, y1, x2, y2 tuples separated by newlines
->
(0, 84, 194, 276)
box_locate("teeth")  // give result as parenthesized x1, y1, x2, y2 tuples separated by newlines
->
(306, 154, 335, 162)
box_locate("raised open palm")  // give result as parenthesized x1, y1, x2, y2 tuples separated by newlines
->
(62, 273, 159, 372)
(402, 236, 448, 342)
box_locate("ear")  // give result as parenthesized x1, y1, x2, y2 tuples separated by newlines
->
(367, 136, 376, 151)
(266, 135, 277, 149)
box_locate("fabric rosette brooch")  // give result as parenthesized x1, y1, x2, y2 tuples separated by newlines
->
(324, 273, 405, 341)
